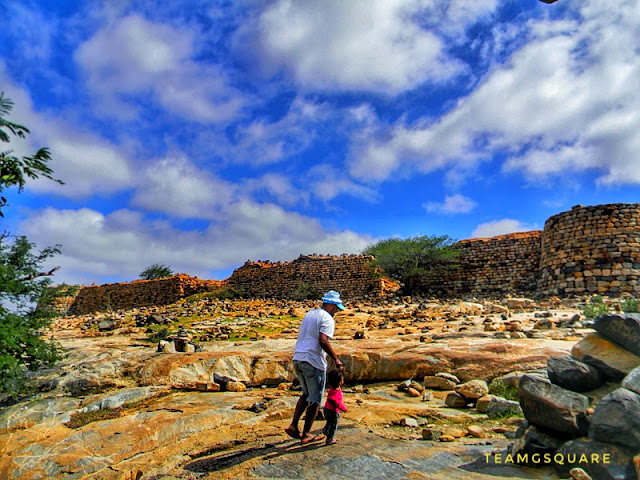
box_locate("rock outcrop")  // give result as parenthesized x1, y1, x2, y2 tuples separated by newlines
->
(510, 313, 640, 479)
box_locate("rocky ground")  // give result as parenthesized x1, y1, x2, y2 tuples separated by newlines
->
(0, 295, 599, 480)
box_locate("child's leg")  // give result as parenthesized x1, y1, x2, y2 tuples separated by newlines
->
(324, 409, 338, 443)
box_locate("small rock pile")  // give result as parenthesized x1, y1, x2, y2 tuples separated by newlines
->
(509, 313, 640, 479)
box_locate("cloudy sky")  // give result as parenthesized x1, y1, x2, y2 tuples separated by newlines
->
(1, 0, 639, 285)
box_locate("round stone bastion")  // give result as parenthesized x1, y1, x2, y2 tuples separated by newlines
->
(539, 203, 640, 297)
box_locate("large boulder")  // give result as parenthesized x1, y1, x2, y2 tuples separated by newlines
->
(621, 365, 640, 396)
(554, 438, 636, 480)
(509, 424, 562, 459)
(571, 333, 640, 381)
(589, 387, 640, 449)
(593, 313, 640, 357)
(518, 374, 589, 437)
(547, 355, 605, 392)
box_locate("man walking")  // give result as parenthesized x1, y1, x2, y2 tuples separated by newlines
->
(285, 290, 345, 445)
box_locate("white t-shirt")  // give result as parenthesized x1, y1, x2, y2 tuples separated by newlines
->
(293, 308, 335, 371)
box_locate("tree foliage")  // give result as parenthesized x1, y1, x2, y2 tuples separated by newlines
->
(0, 92, 62, 216)
(140, 263, 174, 280)
(0, 236, 65, 396)
(362, 235, 460, 295)
(0, 93, 64, 399)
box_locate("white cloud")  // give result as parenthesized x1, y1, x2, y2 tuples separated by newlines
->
(307, 164, 379, 202)
(131, 155, 236, 219)
(248, 0, 497, 93)
(75, 14, 246, 122)
(471, 219, 538, 239)
(349, 0, 640, 186)
(0, 65, 134, 198)
(227, 97, 331, 165)
(243, 174, 307, 207)
(20, 204, 373, 285)
(424, 194, 476, 214)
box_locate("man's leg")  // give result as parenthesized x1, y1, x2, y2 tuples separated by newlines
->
(300, 402, 320, 441)
(286, 395, 308, 437)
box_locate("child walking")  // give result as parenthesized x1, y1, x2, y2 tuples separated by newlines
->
(322, 369, 348, 445)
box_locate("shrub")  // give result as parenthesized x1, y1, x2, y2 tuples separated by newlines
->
(362, 235, 460, 295)
(488, 379, 519, 401)
(621, 297, 639, 313)
(145, 326, 171, 343)
(582, 295, 610, 319)
(139, 263, 173, 280)
(291, 282, 320, 300)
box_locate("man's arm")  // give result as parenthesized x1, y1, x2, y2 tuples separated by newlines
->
(319, 332, 343, 370)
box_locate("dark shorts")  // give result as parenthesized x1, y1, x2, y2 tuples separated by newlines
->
(293, 360, 325, 405)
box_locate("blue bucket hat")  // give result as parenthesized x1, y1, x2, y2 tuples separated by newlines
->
(322, 290, 345, 310)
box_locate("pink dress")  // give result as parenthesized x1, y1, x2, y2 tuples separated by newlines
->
(324, 387, 347, 412)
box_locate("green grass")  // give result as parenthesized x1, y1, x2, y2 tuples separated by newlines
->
(488, 380, 519, 401)
(65, 408, 123, 428)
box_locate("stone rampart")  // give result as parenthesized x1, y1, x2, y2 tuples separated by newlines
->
(67, 275, 222, 315)
(225, 254, 385, 300)
(424, 231, 542, 298)
(539, 203, 640, 297)
(59, 203, 640, 314)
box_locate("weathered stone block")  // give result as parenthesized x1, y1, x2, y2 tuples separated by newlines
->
(518, 374, 589, 437)
(593, 313, 640, 357)
(547, 355, 605, 392)
(571, 333, 640, 381)
(589, 387, 640, 449)
(554, 438, 636, 480)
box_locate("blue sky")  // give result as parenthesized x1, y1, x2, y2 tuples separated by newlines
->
(1, 0, 639, 285)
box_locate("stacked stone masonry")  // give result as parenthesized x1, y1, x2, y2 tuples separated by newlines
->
(60, 203, 640, 314)
(225, 254, 384, 300)
(428, 231, 542, 298)
(67, 275, 222, 315)
(539, 203, 640, 297)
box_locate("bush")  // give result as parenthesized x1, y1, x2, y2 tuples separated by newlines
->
(139, 263, 173, 280)
(621, 297, 639, 313)
(205, 287, 246, 300)
(488, 379, 519, 401)
(145, 326, 171, 343)
(291, 282, 320, 300)
(0, 236, 65, 398)
(362, 235, 460, 295)
(582, 295, 610, 319)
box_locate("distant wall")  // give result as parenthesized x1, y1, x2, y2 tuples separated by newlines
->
(423, 231, 543, 298)
(67, 275, 222, 315)
(226, 254, 385, 300)
(59, 203, 640, 315)
(539, 203, 640, 297)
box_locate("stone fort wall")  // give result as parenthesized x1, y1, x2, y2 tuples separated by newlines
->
(539, 203, 640, 297)
(67, 275, 222, 315)
(426, 231, 543, 298)
(61, 203, 640, 314)
(225, 254, 387, 300)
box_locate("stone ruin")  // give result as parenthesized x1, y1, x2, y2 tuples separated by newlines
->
(52, 202, 640, 315)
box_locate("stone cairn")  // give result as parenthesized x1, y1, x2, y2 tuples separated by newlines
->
(508, 313, 640, 479)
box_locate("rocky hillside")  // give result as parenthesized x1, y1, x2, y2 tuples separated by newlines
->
(1, 294, 629, 480)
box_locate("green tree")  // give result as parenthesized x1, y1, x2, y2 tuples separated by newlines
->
(0, 235, 64, 397)
(140, 263, 174, 280)
(0, 92, 65, 398)
(362, 235, 460, 295)
(1, 92, 62, 216)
